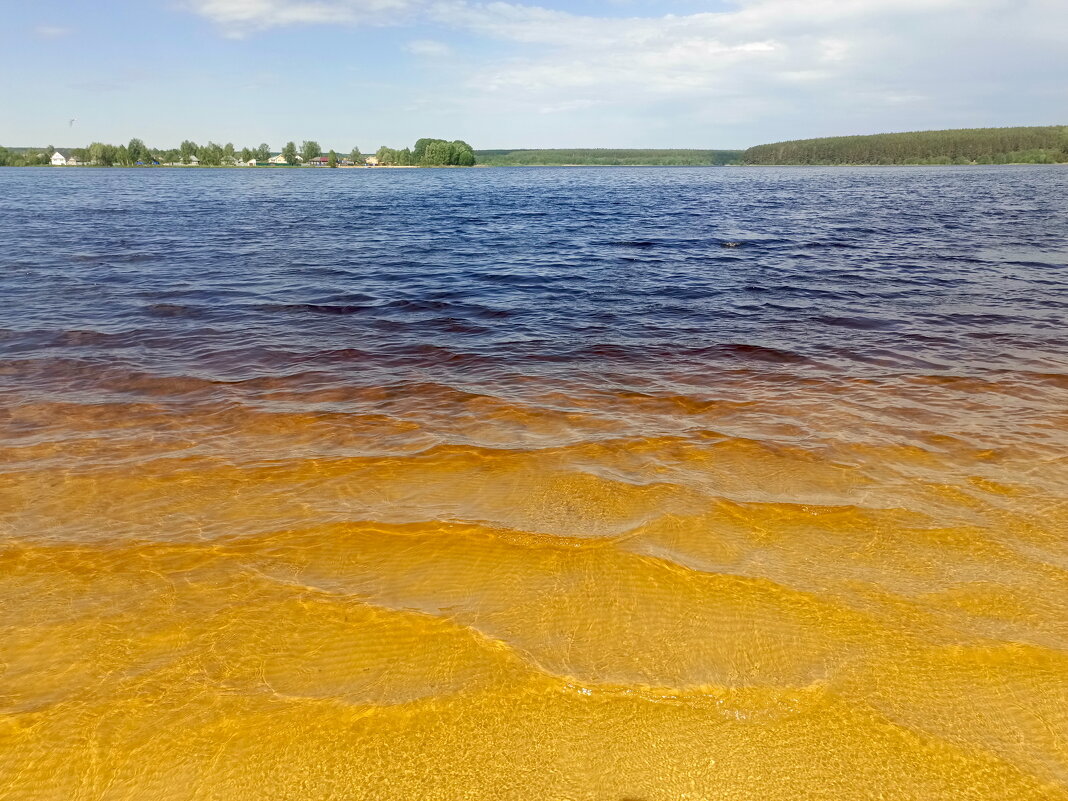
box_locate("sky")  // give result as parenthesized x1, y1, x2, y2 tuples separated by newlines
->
(3, 0, 1066, 150)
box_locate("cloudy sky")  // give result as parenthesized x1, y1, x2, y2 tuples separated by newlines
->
(3, 0, 1066, 150)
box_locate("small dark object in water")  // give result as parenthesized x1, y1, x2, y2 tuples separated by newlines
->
(721, 241, 742, 248)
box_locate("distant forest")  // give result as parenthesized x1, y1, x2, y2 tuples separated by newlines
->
(743, 126, 1068, 165)
(475, 149, 744, 166)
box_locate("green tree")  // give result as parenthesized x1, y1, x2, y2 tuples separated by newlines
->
(128, 138, 148, 163)
(200, 141, 224, 166)
(255, 143, 271, 161)
(446, 140, 476, 166)
(179, 140, 199, 164)
(410, 138, 475, 166)
(412, 138, 435, 161)
(422, 140, 451, 165)
(282, 141, 297, 164)
(300, 140, 322, 163)
(223, 142, 235, 162)
(240, 147, 252, 162)
(88, 142, 113, 166)
(327, 149, 338, 168)
(349, 147, 361, 163)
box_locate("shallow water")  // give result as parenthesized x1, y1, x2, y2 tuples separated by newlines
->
(1, 165, 1067, 800)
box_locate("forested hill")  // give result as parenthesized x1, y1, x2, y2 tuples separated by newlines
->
(743, 126, 1068, 165)
(475, 149, 743, 166)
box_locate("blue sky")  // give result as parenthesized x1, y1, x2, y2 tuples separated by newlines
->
(3, 0, 1066, 150)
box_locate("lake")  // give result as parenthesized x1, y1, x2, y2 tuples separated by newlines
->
(2, 165, 1067, 800)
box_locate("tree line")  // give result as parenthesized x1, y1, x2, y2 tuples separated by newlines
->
(0, 137, 495, 167)
(0, 139, 356, 166)
(742, 126, 1068, 165)
(1, 136, 480, 167)
(0, 147, 54, 166)
(474, 149, 743, 166)
(374, 139, 476, 166)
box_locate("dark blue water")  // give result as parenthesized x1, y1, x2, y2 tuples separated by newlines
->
(2, 166, 1066, 386)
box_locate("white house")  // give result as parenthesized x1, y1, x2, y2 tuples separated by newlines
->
(186, 153, 200, 165)
(268, 154, 288, 165)
(50, 151, 67, 166)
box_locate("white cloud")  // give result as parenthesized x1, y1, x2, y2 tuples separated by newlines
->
(433, 0, 1068, 134)
(186, 0, 416, 32)
(183, 0, 1068, 142)
(438, 3, 830, 107)
(404, 38, 453, 56)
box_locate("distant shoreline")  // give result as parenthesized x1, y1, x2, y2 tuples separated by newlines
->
(5, 127, 1065, 168)
(6, 162, 1066, 170)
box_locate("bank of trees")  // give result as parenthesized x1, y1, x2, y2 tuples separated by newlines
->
(375, 145, 413, 165)
(0, 147, 51, 166)
(475, 149, 743, 166)
(743, 126, 1068, 165)
(3, 135, 479, 167)
(0, 138, 306, 166)
(239, 144, 271, 162)
(374, 138, 476, 166)
(300, 140, 322, 163)
(0, 135, 467, 167)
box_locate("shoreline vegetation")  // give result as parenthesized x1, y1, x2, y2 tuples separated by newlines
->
(742, 125, 1068, 165)
(474, 149, 744, 166)
(0, 138, 475, 168)
(2, 126, 1065, 168)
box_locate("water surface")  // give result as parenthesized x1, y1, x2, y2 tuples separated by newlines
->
(1, 166, 1067, 800)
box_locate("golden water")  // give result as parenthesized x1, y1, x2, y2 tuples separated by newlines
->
(2, 367, 1066, 800)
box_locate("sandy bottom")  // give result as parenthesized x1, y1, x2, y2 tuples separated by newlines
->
(1, 368, 1066, 800)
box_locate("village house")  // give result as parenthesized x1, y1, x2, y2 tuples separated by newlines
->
(364, 156, 379, 166)
(186, 153, 200, 165)
(50, 150, 68, 166)
(267, 154, 289, 165)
